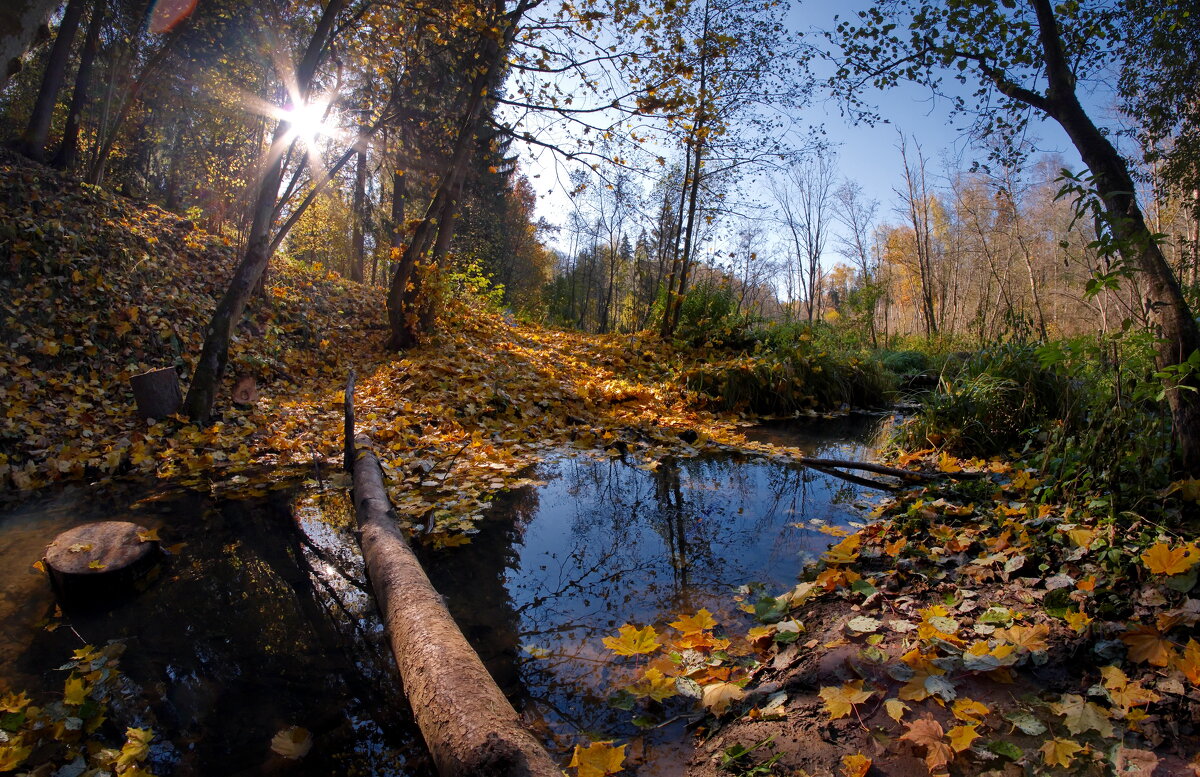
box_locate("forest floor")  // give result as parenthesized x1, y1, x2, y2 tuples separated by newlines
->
(3, 155, 1200, 776)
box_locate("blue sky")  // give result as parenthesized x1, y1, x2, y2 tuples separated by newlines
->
(513, 0, 1099, 258)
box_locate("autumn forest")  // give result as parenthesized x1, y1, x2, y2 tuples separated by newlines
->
(1, 0, 1200, 774)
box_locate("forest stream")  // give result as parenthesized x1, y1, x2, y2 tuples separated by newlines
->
(0, 412, 896, 776)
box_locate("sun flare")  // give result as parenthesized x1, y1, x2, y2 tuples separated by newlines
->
(280, 100, 336, 145)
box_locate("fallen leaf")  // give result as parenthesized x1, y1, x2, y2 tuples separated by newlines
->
(602, 624, 661, 657)
(701, 682, 746, 715)
(1141, 542, 1200, 576)
(951, 698, 989, 724)
(819, 680, 874, 720)
(1040, 737, 1083, 768)
(626, 668, 677, 702)
(1121, 624, 1174, 666)
(270, 726, 312, 759)
(900, 716, 954, 773)
(569, 741, 625, 777)
(1050, 693, 1114, 738)
(885, 698, 910, 722)
(947, 724, 979, 752)
(840, 753, 871, 777)
(669, 609, 717, 635)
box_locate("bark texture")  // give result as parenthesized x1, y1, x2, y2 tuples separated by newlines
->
(350, 441, 560, 777)
(0, 0, 58, 87)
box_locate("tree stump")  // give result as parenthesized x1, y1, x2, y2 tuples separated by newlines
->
(129, 366, 181, 419)
(45, 521, 160, 605)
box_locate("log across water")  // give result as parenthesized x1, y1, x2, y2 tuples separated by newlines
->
(347, 413, 559, 776)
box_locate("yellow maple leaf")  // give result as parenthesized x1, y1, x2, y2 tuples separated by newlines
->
(602, 624, 661, 657)
(1100, 665, 1161, 709)
(947, 724, 979, 752)
(951, 698, 989, 724)
(136, 528, 161, 542)
(994, 623, 1049, 652)
(885, 698, 910, 722)
(937, 451, 962, 473)
(900, 716, 954, 772)
(63, 675, 87, 705)
(0, 691, 30, 714)
(1040, 737, 1084, 768)
(1175, 639, 1200, 685)
(1067, 528, 1097, 548)
(1064, 609, 1093, 633)
(884, 537, 907, 557)
(1121, 625, 1175, 667)
(0, 736, 33, 772)
(669, 609, 717, 635)
(569, 741, 626, 777)
(700, 681, 746, 715)
(117, 728, 154, 769)
(1140, 542, 1200, 575)
(819, 680, 873, 719)
(840, 753, 871, 777)
(626, 668, 677, 702)
(822, 533, 861, 564)
(87, 559, 106, 570)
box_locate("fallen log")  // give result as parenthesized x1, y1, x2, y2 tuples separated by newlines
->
(346, 386, 559, 776)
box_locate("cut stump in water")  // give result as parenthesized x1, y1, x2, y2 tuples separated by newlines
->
(129, 366, 181, 419)
(45, 521, 160, 603)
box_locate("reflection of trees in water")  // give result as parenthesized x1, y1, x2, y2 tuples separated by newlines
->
(422, 449, 873, 757)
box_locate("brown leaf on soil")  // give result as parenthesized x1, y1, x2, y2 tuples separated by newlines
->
(900, 716, 954, 774)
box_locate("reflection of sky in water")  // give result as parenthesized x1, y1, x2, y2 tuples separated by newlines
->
(424, 413, 892, 775)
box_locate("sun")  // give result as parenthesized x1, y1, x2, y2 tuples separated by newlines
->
(281, 99, 336, 146)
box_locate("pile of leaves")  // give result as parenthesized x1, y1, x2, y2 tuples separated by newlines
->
(0, 643, 161, 775)
(575, 454, 1200, 776)
(0, 153, 782, 543)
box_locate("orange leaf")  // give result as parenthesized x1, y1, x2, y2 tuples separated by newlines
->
(1121, 625, 1175, 667)
(1140, 542, 1200, 576)
(900, 716, 954, 773)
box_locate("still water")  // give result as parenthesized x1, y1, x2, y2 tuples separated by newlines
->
(0, 413, 890, 775)
(419, 412, 891, 774)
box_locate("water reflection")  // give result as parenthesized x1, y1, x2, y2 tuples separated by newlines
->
(0, 483, 430, 777)
(422, 414, 891, 775)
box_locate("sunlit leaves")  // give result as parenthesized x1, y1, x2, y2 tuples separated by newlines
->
(1120, 625, 1173, 666)
(1140, 542, 1200, 576)
(625, 668, 677, 702)
(669, 609, 717, 634)
(1040, 737, 1084, 768)
(701, 682, 747, 715)
(569, 741, 626, 777)
(602, 624, 662, 656)
(818, 680, 873, 720)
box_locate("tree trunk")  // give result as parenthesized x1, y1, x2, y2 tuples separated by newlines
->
(387, 0, 532, 349)
(350, 440, 560, 777)
(351, 143, 367, 282)
(50, 0, 102, 170)
(184, 0, 348, 423)
(17, 0, 86, 161)
(0, 0, 59, 88)
(1021, 0, 1200, 471)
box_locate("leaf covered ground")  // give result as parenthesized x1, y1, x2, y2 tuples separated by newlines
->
(0, 151, 777, 540)
(578, 456, 1200, 777)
